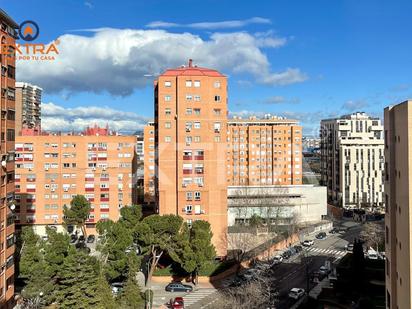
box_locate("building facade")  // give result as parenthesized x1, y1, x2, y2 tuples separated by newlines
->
(0, 9, 18, 307)
(227, 116, 302, 186)
(154, 60, 228, 255)
(320, 112, 384, 209)
(384, 100, 412, 309)
(227, 185, 327, 227)
(14, 133, 137, 235)
(143, 122, 155, 203)
(15, 82, 42, 136)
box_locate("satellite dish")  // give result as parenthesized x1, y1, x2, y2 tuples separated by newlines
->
(9, 204, 15, 211)
(1, 161, 6, 167)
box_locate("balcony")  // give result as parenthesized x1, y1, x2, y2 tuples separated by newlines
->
(100, 198, 110, 202)
(194, 155, 204, 160)
(195, 168, 204, 174)
(100, 208, 110, 212)
(183, 155, 192, 160)
(100, 187, 109, 192)
(183, 169, 192, 175)
(85, 188, 94, 192)
(85, 177, 94, 181)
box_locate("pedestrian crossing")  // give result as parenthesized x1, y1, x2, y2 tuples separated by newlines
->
(185, 288, 217, 308)
(307, 247, 346, 256)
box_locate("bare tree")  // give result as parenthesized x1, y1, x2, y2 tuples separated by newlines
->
(214, 277, 278, 309)
(360, 221, 384, 251)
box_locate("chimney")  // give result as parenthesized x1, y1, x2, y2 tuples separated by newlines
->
(188, 59, 193, 67)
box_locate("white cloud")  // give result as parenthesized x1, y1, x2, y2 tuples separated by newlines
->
(41, 102, 149, 132)
(17, 28, 307, 95)
(341, 100, 369, 112)
(84, 1, 93, 9)
(263, 95, 300, 104)
(146, 17, 271, 30)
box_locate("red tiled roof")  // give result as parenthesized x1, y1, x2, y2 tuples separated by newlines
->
(160, 59, 225, 77)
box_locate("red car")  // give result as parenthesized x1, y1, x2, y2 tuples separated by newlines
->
(170, 297, 184, 309)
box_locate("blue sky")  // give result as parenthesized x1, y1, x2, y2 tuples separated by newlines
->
(3, 0, 412, 135)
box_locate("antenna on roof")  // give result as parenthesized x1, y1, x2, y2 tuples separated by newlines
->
(188, 59, 193, 67)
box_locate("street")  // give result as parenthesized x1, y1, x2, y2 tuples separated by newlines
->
(149, 220, 362, 309)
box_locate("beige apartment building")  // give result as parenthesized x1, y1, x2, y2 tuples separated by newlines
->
(154, 60, 228, 255)
(384, 100, 412, 309)
(320, 112, 384, 209)
(227, 116, 302, 186)
(15, 82, 42, 136)
(15, 132, 137, 235)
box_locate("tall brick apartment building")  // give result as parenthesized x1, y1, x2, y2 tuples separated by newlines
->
(0, 8, 18, 307)
(154, 60, 228, 255)
(15, 130, 137, 235)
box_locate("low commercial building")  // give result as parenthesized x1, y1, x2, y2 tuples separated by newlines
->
(227, 185, 327, 227)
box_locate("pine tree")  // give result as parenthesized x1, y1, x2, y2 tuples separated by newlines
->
(54, 252, 100, 308)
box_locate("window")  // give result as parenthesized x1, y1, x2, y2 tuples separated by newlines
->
(165, 136, 171, 142)
(214, 136, 221, 142)
(194, 191, 201, 200)
(186, 192, 193, 200)
(6, 129, 14, 141)
(186, 108, 192, 115)
(194, 122, 201, 129)
(165, 108, 171, 115)
(6, 109, 15, 120)
(214, 81, 221, 88)
(165, 122, 171, 129)
(185, 80, 192, 87)
(214, 95, 221, 102)
(164, 95, 171, 102)
(194, 108, 201, 115)
(194, 136, 201, 142)
(214, 122, 221, 133)
(194, 95, 201, 101)
(213, 109, 221, 115)
(186, 94, 193, 101)
(164, 81, 171, 87)
(185, 136, 192, 144)
(194, 80, 201, 88)
(185, 205, 193, 214)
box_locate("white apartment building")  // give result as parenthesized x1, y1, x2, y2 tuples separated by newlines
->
(320, 112, 384, 209)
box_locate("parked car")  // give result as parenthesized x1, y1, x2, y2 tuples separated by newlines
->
(345, 243, 354, 252)
(75, 242, 91, 254)
(293, 245, 303, 253)
(86, 234, 95, 243)
(165, 282, 193, 293)
(78, 235, 85, 243)
(329, 228, 338, 234)
(70, 234, 78, 243)
(319, 266, 330, 275)
(302, 240, 314, 247)
(281, 250, 292, 259)
(316, 232, 327, 240)
(170, 297, 185, 309)
(271, 255, 283, 266)
(288, 288, 305, 300)
(110, 282, 124, 295)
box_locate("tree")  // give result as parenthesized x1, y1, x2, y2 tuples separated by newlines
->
(180, 220, 216, 285)
(135, 214, 186, 286)
(53, 252, 101, 308)
(117, 259, 144, 308)
(96, 205, 143, 281)
(360, 221, 384, 252)
(214, 277, 278, 308)
(63, 195, 91, 237)
(96, 219, 136, 280)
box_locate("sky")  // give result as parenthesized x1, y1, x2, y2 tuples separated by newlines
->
(3, 0, 412, 136)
